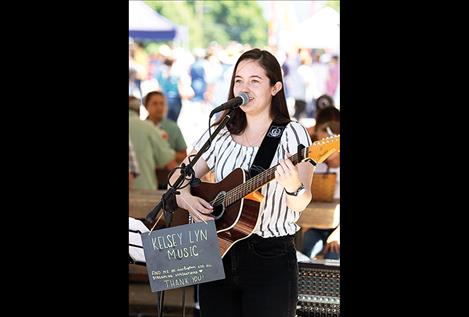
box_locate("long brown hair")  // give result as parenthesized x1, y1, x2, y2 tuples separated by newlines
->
(213, 48, 290, 134)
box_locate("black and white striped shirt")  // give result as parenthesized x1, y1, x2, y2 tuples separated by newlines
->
(193, 121, 312, 238)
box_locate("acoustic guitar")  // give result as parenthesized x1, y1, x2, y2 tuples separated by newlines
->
(170, 135, 340, 258)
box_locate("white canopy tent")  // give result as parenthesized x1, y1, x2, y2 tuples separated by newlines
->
(293, 7, 340, 52)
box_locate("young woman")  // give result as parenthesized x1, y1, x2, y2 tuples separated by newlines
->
(170, 48, 315, 317)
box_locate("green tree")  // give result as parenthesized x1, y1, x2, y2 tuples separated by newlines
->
(144, 0, 204, 49)
(143, 0, 267, 49)
(325, 0, 340, 12)
(198, 1, 267, 47)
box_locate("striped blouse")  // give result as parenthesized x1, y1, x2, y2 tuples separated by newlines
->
(193, 121, 312, 238)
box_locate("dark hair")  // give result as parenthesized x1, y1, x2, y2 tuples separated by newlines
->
(316, 94, 335, 111)
(311, 120, 340, 142)
(315, 106, 340, 128)
(163, 57, 174, 67)
(143, 91, 165, 108)
(213, 48, 290, 134)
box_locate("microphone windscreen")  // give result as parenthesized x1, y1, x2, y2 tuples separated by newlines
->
(237, 92, 249, 105)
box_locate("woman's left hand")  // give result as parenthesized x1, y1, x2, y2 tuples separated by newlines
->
(275, 155, 302, 193)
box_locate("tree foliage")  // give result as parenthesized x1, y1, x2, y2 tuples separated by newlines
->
(325, 0, 340, 12)
(144, 0, 204, 49)
(196, 1, 267, 47)
(144, 0, 267, 48)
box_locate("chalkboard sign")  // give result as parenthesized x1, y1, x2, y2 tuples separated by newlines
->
(141, 220, 225, 292)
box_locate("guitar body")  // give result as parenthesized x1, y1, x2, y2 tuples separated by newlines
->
(170, 168, 263, 258)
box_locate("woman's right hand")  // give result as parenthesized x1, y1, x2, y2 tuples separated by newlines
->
(176, 191, 214, 222)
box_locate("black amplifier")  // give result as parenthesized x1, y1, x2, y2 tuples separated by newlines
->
(296, 259, 340, 317)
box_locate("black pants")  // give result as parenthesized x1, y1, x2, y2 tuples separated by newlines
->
(199, 234, 298, 317)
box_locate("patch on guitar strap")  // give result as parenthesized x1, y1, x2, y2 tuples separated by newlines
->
(267, 125, 285, 138)
(249, 122, 288, 178)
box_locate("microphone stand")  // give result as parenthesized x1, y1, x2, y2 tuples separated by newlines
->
(144, 107, 237, 317)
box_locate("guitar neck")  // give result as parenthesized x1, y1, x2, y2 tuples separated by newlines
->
(222, 135, 340, 206)
(224, 152, 302, 206)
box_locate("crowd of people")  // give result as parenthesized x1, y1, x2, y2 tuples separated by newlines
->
(130, 40, 339, 120)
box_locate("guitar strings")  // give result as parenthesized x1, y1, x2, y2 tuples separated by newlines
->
(217, 152, 301, 207)
(191, 140, 338, 217)
(209, 139, 339, 206)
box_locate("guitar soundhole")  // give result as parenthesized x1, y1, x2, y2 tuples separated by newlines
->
(211, 191, 226, 220)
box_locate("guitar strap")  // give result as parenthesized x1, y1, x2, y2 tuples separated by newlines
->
(248, 121, 289, 178)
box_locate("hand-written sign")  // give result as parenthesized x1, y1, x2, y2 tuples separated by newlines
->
(141, 220, 225, 292)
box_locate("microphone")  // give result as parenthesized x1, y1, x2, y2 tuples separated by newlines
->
(209, 92, 249, 117)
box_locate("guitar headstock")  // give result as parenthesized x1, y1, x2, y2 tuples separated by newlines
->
(306, 135, 340, 164)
